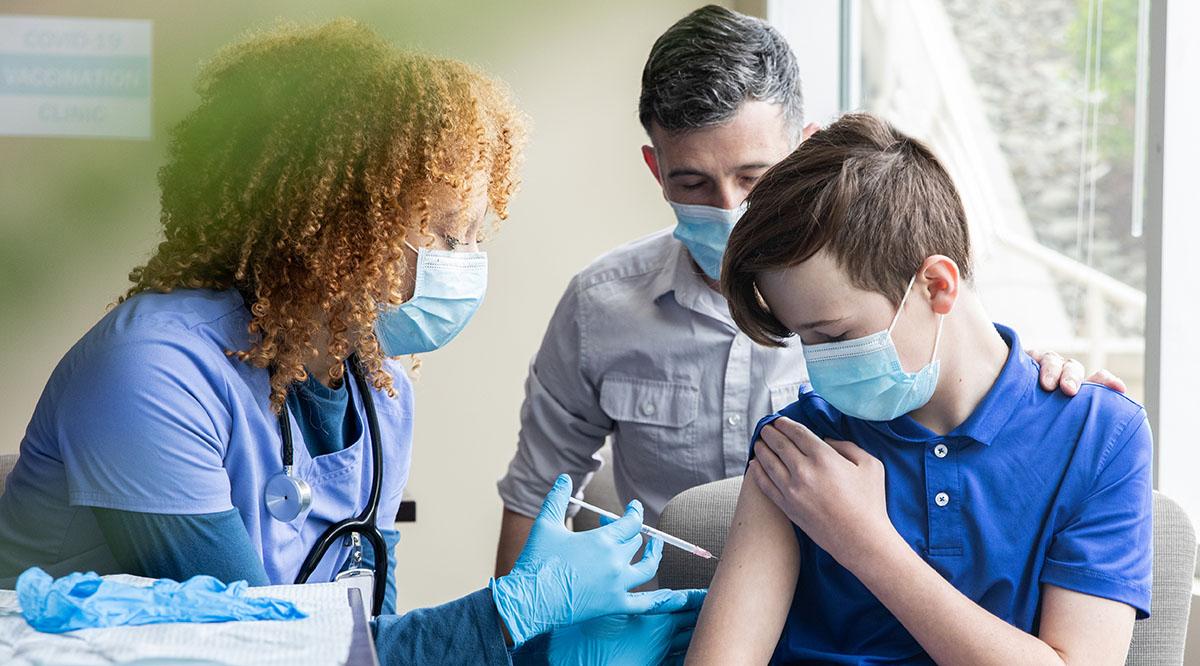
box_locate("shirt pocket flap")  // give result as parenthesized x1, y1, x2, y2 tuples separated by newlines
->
(769, 382, 805, 413)
(599, 376, 698, 428)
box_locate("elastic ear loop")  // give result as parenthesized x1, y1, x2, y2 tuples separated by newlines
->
(929, 314, 945, 364)
(396, 240, 424, 373)
(887, 274, 945, 365)
(886, 275, 919, 335)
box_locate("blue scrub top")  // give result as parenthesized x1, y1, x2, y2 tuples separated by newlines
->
(0, 289, 412, 586)
(753, 324, 1153, 665)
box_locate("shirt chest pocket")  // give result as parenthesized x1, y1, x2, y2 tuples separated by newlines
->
(599, 377, 698, 459)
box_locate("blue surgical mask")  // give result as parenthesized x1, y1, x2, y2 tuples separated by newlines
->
(801, 276, 944, 421)
(375, 244, 488, 356)
(669, 200, 747, 281)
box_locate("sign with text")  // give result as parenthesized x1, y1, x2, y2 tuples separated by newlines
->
(0, 15, 152, 139)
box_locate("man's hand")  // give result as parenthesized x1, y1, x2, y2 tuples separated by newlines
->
(1027, 349, 1127, 396)
(748, 417, 900, 573)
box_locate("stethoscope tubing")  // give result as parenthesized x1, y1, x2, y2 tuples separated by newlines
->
(280, 354, 388, 616)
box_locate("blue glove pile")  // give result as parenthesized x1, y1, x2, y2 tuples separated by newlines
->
(17, 567, 306, 633)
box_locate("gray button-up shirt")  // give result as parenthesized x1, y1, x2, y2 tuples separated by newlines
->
(497, 229, 809, 526)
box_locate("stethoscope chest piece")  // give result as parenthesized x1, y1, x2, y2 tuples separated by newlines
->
(264, 470, 313, 522)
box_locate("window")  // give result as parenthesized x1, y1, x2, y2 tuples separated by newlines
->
(856, 0, 1147, 400)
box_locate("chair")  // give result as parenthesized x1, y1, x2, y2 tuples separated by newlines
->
(656, 477, 1196, 666)
(656, 476, 739, 592)
(0, 453, 17, 497)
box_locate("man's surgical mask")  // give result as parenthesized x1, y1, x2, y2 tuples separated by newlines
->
(375, 244, 487, 356)
(670, 201, 747, 281)
(801, 276, 944, 421)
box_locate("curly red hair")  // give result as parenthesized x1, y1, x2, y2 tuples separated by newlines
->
(125, 19, 526, 410)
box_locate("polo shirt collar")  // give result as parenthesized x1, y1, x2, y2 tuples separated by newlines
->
(868, 324, 1034, 446)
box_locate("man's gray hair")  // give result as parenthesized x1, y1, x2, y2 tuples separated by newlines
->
(639, 5, 803, 141)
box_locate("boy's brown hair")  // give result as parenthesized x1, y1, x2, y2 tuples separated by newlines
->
(721, 112, 972, 347)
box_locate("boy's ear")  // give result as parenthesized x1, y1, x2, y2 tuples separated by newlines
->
(918, 255, 960, 316)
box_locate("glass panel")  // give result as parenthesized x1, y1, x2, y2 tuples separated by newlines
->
(857, 0, 1146, 398)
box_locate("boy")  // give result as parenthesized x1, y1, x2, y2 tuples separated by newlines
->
(685, 114, 1152, 664)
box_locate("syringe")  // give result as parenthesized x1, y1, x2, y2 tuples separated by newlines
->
(567, 496, 717, 560)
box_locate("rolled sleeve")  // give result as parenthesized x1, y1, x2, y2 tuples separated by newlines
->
(497, 277, 612, 518)
(1041, 414, 1154, 618)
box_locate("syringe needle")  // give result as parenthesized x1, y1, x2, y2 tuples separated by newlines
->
(567, 496, 717, 560)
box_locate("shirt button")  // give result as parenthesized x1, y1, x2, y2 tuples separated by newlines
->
(934, 492, 950, 507)
(728, 414, 742, 426)
(933, 443, 948, 458)
(640, 402, 656, 417)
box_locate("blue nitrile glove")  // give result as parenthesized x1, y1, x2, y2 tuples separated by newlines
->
(546, 588, 707, 665)
(16, 567, 305, 633)
(489, 474, 692, 647)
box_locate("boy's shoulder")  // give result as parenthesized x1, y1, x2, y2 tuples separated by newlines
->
(1021, 376, 1149, 466)
(1011, 339, 1143, 421)
(1055, 379, 1144, 417)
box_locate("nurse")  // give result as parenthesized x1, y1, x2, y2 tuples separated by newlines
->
(0, 19, 702, 665)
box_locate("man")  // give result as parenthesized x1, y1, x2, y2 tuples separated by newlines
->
(494, 5, 1113, 575)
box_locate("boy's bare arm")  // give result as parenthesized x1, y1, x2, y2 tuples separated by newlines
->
(685, 468, 800, 665)
(1036, 585, 1137, 664)
(850, 534, 1134, 665)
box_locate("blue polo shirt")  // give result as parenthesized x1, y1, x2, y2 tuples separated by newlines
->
(752, 324, 1153, 665)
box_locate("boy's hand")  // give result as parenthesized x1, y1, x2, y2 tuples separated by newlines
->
(1027, 349, 1127, 396)
(748, 417, 903, 573)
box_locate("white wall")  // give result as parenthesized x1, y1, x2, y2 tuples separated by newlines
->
(0, 0, 721, 611)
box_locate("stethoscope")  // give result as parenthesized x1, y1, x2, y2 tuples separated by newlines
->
(262, 354, 388, 617)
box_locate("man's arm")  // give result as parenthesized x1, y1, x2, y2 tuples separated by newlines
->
(495, 509, 535, 578)
(495, 276, 613, 576)
(684, 473, 799, 664)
